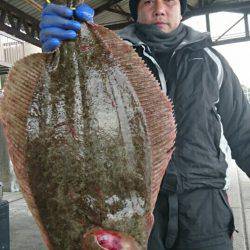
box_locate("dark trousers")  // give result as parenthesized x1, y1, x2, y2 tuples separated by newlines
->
(148, 188, 234, 250)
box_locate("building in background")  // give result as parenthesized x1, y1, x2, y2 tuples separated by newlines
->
(0, 30, 41, 79)
(0, 31, 41, 91)
(242, 85, 250, 103)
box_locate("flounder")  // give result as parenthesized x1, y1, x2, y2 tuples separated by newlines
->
(0, 1, 176, 249)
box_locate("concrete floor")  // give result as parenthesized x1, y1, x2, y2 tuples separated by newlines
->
(2, 163, 250, 250)
(227, 163, 250, 250)
(4, 192, 46, 250)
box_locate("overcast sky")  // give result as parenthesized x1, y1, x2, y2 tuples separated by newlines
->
(183, 12, 250, 87)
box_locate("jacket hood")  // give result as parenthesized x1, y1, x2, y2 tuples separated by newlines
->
(117, 23, 212, 51)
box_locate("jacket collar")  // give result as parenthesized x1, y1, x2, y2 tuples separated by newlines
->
(117, 23, 212, 51)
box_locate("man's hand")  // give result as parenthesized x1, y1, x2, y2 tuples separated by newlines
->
(39, 3, 94, 52)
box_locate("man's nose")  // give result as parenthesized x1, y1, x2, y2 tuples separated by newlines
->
(154, 0, 166, 16)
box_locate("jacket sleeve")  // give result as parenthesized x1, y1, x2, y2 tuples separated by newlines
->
(215, 50, 250, 177)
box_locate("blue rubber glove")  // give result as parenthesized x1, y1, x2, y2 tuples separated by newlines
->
(40, 3, 94, 52)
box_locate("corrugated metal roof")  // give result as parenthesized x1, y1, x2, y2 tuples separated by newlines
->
(3, 0, 43, 20)
(2, 0, 130, 25)
(2, 0, 250, 27)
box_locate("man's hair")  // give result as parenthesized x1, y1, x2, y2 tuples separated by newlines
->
(129, 0, 187, 21)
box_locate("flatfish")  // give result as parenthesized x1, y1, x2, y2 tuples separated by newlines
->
(0, 1, 176, 249)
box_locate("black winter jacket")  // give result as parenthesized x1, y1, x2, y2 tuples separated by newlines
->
(118, 24, 250, 193)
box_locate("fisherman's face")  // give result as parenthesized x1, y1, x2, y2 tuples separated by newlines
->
(137, 0, 182, 33)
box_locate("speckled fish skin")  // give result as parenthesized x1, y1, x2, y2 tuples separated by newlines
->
(0, 1, 176, 249)
(27, 24, 152, 249)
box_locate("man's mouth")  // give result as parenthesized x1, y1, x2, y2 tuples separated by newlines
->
(155, 22, 166, 28)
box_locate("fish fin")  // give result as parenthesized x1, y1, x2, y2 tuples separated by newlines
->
(0, 52, 49, 124)
(0, 52, 54, 250)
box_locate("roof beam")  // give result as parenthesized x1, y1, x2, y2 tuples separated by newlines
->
(212, 36, 250, 46)
(106, 7, 131, 19)
(105, 21, 132, 30)
(95, 0, 124, 15)
(0, 0, 40, 47)
(184, 1, 250, 18)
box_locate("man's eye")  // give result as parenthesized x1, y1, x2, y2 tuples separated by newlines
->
(144, 0, 153, 4)
(165, 0, 176, 5)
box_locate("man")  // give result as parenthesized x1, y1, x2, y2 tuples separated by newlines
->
(40, 1, 250, 249)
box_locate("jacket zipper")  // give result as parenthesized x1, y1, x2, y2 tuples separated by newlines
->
(141, 45, 167, 94)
